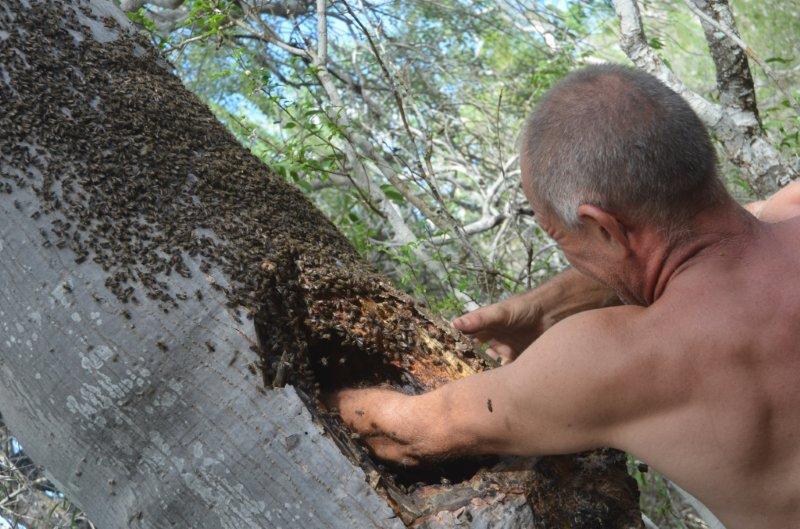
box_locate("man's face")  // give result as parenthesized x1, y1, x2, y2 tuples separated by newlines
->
(521, 174, 644, 305)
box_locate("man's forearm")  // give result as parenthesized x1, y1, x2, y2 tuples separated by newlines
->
(452, 267, 621, 363)
(745, 180, 800, 223)
(392, 321, 620, 460)
(532, 268, 620, 331)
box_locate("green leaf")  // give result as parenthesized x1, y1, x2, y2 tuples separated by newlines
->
(380, 184, 406, 204)
(732, 176, 752, 193)
(126, 8, 156, 32)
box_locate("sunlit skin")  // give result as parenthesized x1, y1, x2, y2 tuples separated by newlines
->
(327, 178, 800, 529)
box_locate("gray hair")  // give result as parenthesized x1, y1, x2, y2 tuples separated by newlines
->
(521, 64, 726, 231)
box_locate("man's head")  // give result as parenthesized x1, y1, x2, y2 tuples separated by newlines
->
(520, 64, 728, 303)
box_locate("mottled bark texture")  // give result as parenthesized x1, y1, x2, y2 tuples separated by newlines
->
(0, 1, 642, 528)
(690, 0, 759, 120)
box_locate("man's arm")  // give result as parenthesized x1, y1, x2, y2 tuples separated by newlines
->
(453, 268, 620, 363)
(453, 181, 800, 364)
(745, 180, 800, 223)
(329, 306, 649, 465)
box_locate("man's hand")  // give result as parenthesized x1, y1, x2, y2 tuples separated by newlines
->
(745, 180, 800, 223)
(453, 268, 620, 363)
(325, 388, 448, 466)
(327, 307, 640, 468)
(452, 293, 544, 364)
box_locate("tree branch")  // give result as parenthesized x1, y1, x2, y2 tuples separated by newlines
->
(339, 0, 490, 281)
(315, 0, 327, 67)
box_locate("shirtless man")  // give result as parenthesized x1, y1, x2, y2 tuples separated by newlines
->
(328, 65, 800, 529)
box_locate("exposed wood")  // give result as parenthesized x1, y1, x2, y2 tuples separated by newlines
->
(0, 1, 642, 527)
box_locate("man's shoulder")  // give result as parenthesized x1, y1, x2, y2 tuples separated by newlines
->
(543, 304, 648, 345)
(527, 304, 681, 444)
(535, 304, 662, 373)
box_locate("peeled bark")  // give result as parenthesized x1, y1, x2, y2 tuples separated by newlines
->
(0, 1, 642, 528)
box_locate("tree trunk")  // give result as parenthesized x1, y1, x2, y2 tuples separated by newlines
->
(690, 0, 759, 120)
(0, 1, 642, 527)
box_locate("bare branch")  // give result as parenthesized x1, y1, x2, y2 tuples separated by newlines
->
(233, 17, 311, 58)
(315, 0, 327, 67)
(340, 0, 490, 279)
(120, 0, 183, 11)
(122, 0, 314, 18)
(256, 0, 313, 18)
(428, 213, 508, 245)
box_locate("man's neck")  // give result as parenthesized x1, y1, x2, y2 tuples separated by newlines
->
(641, 202, 760, 305)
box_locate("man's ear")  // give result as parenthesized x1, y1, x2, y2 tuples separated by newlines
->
(576, 204, 631, 255)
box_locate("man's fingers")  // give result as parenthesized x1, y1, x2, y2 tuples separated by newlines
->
(326, 388, 419, 466)
(452, 305, 506, 334)
(485, 347, 502, 362)
(486, 344, 516, 364)
(451, 313, 479, 332)
(324, 388, 382, 433)
(365, 436, 418, 466)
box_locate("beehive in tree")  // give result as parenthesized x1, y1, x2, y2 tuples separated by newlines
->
(0, 1, 642, 527)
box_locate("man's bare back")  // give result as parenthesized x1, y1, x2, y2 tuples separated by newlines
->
(612, 214, 800, 528)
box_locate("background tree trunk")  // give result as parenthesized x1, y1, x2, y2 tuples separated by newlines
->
(0, 1, 641, 527)
(615, 0, 798, 196)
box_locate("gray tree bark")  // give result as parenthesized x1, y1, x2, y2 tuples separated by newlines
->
(690, 0, 759, 120)
(0, 1, 642, 528)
